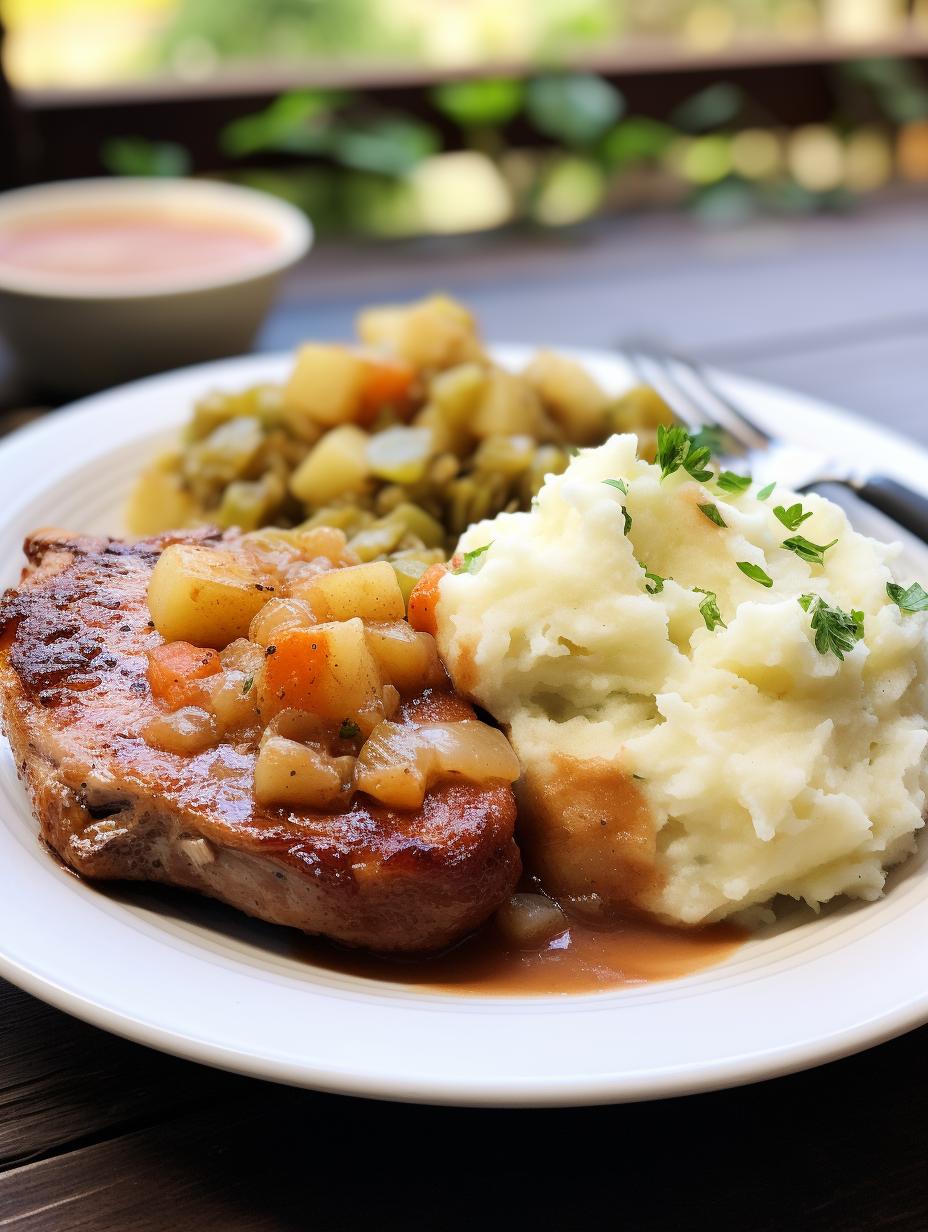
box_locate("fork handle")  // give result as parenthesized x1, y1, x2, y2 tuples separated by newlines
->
(854, 475, 928, 543)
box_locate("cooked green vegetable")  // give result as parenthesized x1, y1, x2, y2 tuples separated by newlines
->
(129, 296, 707, 567)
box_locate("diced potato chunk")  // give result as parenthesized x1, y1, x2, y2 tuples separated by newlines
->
(257, 619, 382, 722)
(147, 544, 269, 650)
(364, 622, 445, 694)
(254, 735, 351, 809)
(143, 706, 218, 754)
(283, 344, 366, 426)
(430, 363, 488, 425)
(471, 367, 547, 438)
(126, 455, 197, 536)
(289, 424, 369, 506)
(356, 295, 483, 371)
(293, 561, 405, 623)
(523, 350, 609, 443)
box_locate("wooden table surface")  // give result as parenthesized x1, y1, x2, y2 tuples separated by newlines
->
(0, 196, 927, 1230)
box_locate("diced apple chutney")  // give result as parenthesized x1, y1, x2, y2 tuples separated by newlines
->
(143, 530, 518, 813)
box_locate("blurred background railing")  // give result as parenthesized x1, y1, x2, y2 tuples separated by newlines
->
(3, 0, 928, 236)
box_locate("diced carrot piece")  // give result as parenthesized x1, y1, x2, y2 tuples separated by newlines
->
(259, 627, 331, 716)
(407, 563, 448, 638)
(258, 622, 381, 721)
(358, 356, 415, 423)
(147, 641, 221, 710)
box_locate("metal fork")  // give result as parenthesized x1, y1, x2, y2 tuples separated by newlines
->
(625, 346, 928, 541)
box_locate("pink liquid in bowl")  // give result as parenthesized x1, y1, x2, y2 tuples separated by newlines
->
(0, 208, 279, 285)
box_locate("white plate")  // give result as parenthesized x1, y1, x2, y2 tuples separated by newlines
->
(0, 347, 927, 1108)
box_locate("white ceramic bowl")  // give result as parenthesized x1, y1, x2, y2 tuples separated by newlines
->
(0, 178, 312, 395)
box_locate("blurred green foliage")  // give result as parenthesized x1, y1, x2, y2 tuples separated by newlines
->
(102, 57, 928, 240)
(524, 74, 625, 146)
(101, 138, 192, 177)
(159, 0, 408, 66)
(431, 80, 525, 129)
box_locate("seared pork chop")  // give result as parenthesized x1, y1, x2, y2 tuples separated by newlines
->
(0, 529, 520, 952)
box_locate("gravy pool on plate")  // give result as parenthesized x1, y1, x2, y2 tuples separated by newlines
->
(0, 208, 278, 283)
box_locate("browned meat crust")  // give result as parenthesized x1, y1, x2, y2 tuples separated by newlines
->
(0, 529, 520, 952)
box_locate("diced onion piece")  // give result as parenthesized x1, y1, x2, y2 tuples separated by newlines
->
(365, 622, 445, 694)
(354, 719, 520, 809)
(219, 637, 265, 675)
(144, 706, 219, 755)
(265, 708, 330, 745)
(206, 669, 260, 733)
(292, 526, 354, 566)
(147, 543, 268, 650)
(253, 735, 352, 809)
(495, 893, 568, 947)
(382, 684, 401, 718)
(248, 597, 317, 647)
(294, 561, 405, 624)
(366, 426, 432, 485)
(257, 619, 382, 722)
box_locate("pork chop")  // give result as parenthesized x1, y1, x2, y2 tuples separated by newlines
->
(0, 529, 520, 952)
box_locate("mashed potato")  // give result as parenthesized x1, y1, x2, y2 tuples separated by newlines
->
(432, 433, 928, 925)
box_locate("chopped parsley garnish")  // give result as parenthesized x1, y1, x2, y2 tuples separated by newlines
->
(603, 479, 632, 534)
(886, 581, 928, 614)
(698, 502, 727, 528)
(642, 565, 665, 594)
(694, 587, 726, 631)
(773, 502, 813, 532)
(756, 482, 776, 501)
(798, 594, 864, 659)
(691, 425, 725, 453)
(339, 719, 361, 739)
(454, 543, 492, 574)
(241, 674, 254, 695)
(655, 424, 713, 483)
(737, 561, 773, 588)
(782, 535, 838, 567)
(717, 471, 752, 495)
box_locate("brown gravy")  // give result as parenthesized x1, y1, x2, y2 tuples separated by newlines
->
(301, 909, 742, 995)
(0, 209, 277, 282)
